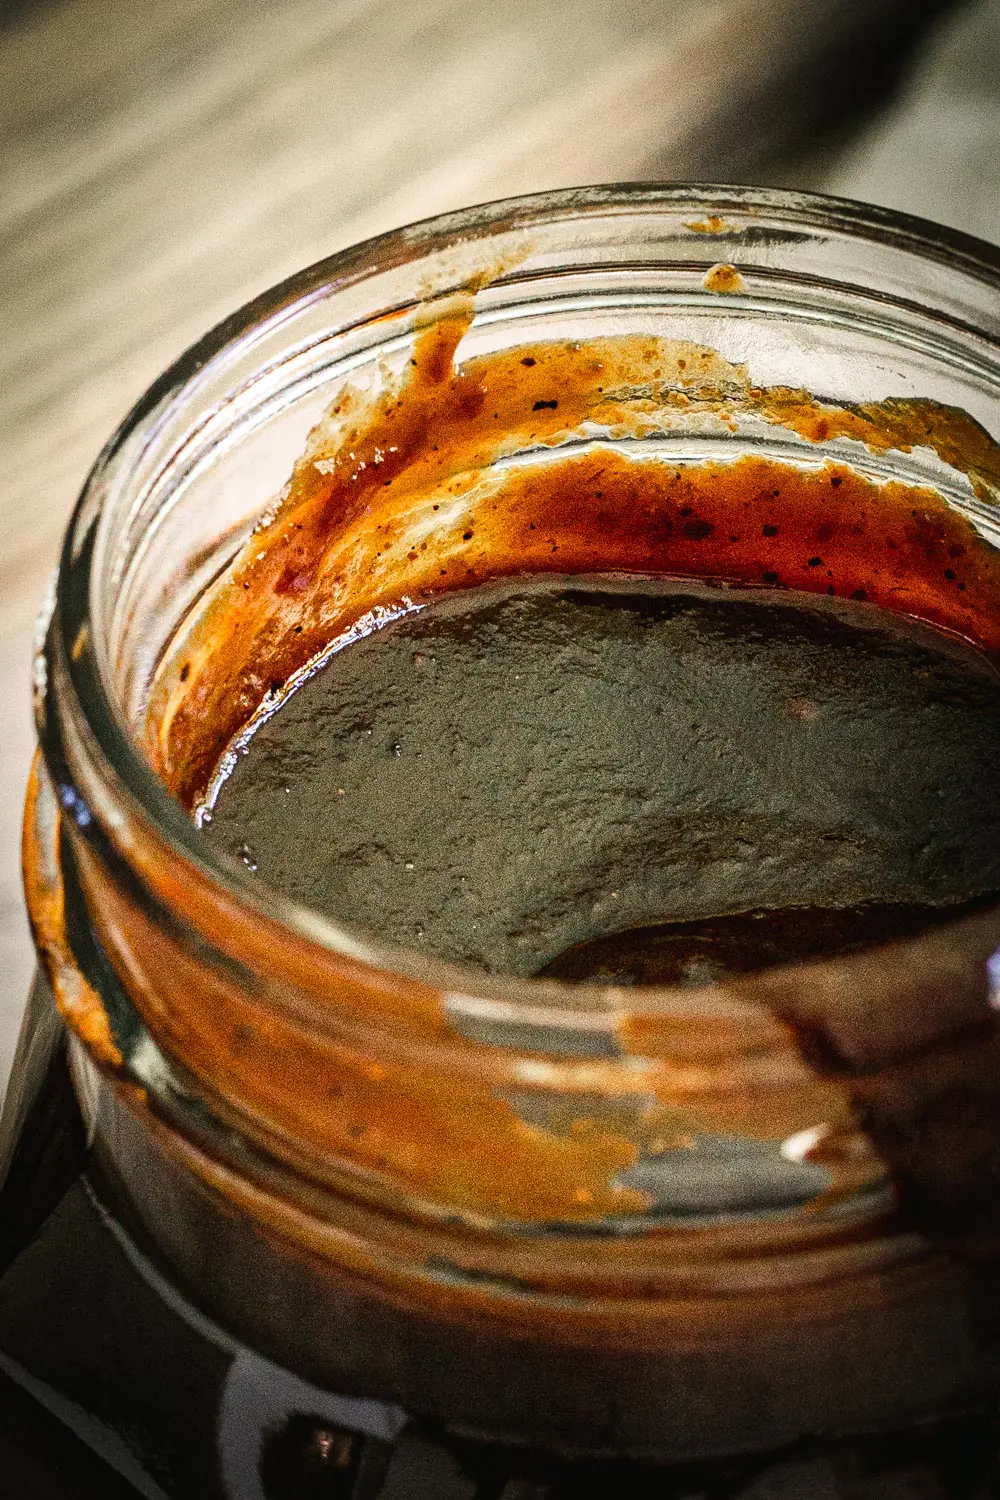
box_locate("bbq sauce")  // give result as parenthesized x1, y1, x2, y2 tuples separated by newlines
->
(202, 575, 1000, 980)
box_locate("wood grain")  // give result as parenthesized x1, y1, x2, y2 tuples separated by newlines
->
(0, 0, 990, 1086)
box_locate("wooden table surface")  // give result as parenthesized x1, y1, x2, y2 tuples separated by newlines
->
(2, 0, 998, 1087)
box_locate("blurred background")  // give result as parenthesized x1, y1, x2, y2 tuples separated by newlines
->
(1, 0, 998, 1087)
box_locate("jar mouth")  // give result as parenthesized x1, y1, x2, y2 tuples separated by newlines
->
(45, 182, 1000, 1023)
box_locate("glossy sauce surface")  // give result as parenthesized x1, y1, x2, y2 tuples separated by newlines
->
(203, 575, 1000, 979)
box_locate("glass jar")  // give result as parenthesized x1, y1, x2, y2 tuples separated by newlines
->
(4, 184, 1000, 1498)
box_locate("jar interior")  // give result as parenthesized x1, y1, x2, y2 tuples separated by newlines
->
(87, 220, 1000, 982)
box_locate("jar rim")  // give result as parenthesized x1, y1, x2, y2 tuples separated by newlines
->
(45, 181, 1000, 1021)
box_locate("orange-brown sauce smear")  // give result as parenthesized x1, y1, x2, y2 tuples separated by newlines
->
(146, 296, 1000, 984)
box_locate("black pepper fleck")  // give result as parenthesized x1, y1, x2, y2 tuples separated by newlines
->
(683, 519, 714, 540)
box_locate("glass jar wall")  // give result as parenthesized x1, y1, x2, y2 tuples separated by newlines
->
(4, 185, 1000, 1497)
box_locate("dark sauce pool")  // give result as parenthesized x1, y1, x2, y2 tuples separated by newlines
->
(202, 575, 1000, 981)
